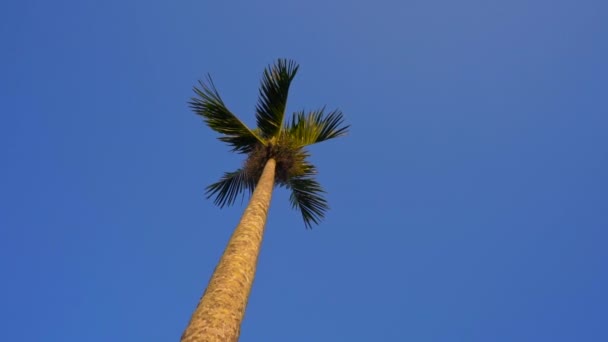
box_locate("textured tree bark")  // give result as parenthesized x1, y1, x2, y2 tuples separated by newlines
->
(181, 158, 276, 342)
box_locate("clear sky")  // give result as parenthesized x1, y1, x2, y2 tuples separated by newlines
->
(1, 0, 607, 341)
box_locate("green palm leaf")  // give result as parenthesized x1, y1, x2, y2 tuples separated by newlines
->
(190, 76, 263, 153)
(255, 59, 299, 138)
(206, 168, 256, 207)
(288, 108, 349, 147)
(286, 161, 329, 229)
(193, 59, 347, 229)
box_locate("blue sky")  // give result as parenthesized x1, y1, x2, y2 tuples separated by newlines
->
(1, 0, 607, 341)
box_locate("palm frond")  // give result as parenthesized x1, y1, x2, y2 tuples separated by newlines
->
(288, 108, 349, 147)
(287, 161, 329, 228)
(190, 76, 263, 153)
(206, 168, 256, 208)
(255, 59, 299, 139)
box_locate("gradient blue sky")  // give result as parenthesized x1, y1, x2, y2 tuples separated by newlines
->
(1, 0, 607, 341)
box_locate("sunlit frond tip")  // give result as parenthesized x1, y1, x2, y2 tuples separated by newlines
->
(289, 108, 349, 147)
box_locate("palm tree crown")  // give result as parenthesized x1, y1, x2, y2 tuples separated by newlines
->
(190, 59, 348, 228)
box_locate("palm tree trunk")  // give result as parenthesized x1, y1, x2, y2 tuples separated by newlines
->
(181, 158, 276, 342)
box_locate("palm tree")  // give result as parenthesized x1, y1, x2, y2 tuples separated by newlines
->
(181, 59, 349, 342)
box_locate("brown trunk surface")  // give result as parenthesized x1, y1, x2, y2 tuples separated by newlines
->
(181, 158, 276, 342)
